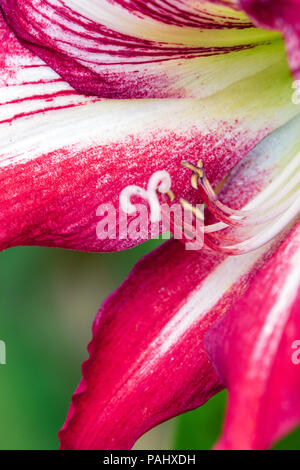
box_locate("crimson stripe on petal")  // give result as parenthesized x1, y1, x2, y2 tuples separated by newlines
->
(58, 229, 288, 450)
(0, 0, 282, 98)
(58, 183, 299, 449)
(0, 11, 298, 252)
(58, 114, 300, 449)
(205, 219, 300, 449)
(0, 16, 101, 123)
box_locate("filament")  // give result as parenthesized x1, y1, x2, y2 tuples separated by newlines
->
(204, 196, 300, 255)
(167, 157, 300, 255)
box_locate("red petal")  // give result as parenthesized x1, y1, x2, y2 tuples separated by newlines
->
(240, 0, 300, 79)
(205, 220, 300, 449)
(58, 225, 298, 449)
(58, 107, 300, 449)
(59, 221, 298, 450)
(58, 241, 225, 449)
(0, 10, 296, 252)
(0, 0, 286, 98)
(59, 114, 300, 449)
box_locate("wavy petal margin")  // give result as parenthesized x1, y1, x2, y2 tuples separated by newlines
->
(0, 11, 298, 252)
(59, 240, 224, 449)
(0, 0, 285, 98)
(58, 115, 300, 449)
(205, 219, 300, 449)
(58, 234, 284, 450)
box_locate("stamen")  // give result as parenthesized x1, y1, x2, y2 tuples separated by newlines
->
(204, 196, 300, 255)
(120, 158, 300, 255)
(181, 160, 300, 224)
(175, 158, 300, 255)
(199, 182, 300, 228)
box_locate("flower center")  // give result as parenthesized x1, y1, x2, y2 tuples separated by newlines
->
(167, 158, 300, 255)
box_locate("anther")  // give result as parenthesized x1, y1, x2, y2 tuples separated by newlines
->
(181, 160, 204, 188)
(176, 158, 300, 254)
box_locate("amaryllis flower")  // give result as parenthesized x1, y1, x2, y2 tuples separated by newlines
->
(0, 0, 300, 450)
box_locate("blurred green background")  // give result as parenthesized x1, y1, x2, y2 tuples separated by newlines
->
(0, 242, 299, 450)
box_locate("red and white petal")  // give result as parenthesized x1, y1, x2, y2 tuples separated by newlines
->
(205, 220, 300, 450)
(58, 115, 300, 450)
(240, 0, 300, 79)
(0, 10, 299, 253)
(58, 240, 223, 450)
(58, 229, 287, 450)
(0, 0, 286, 98)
